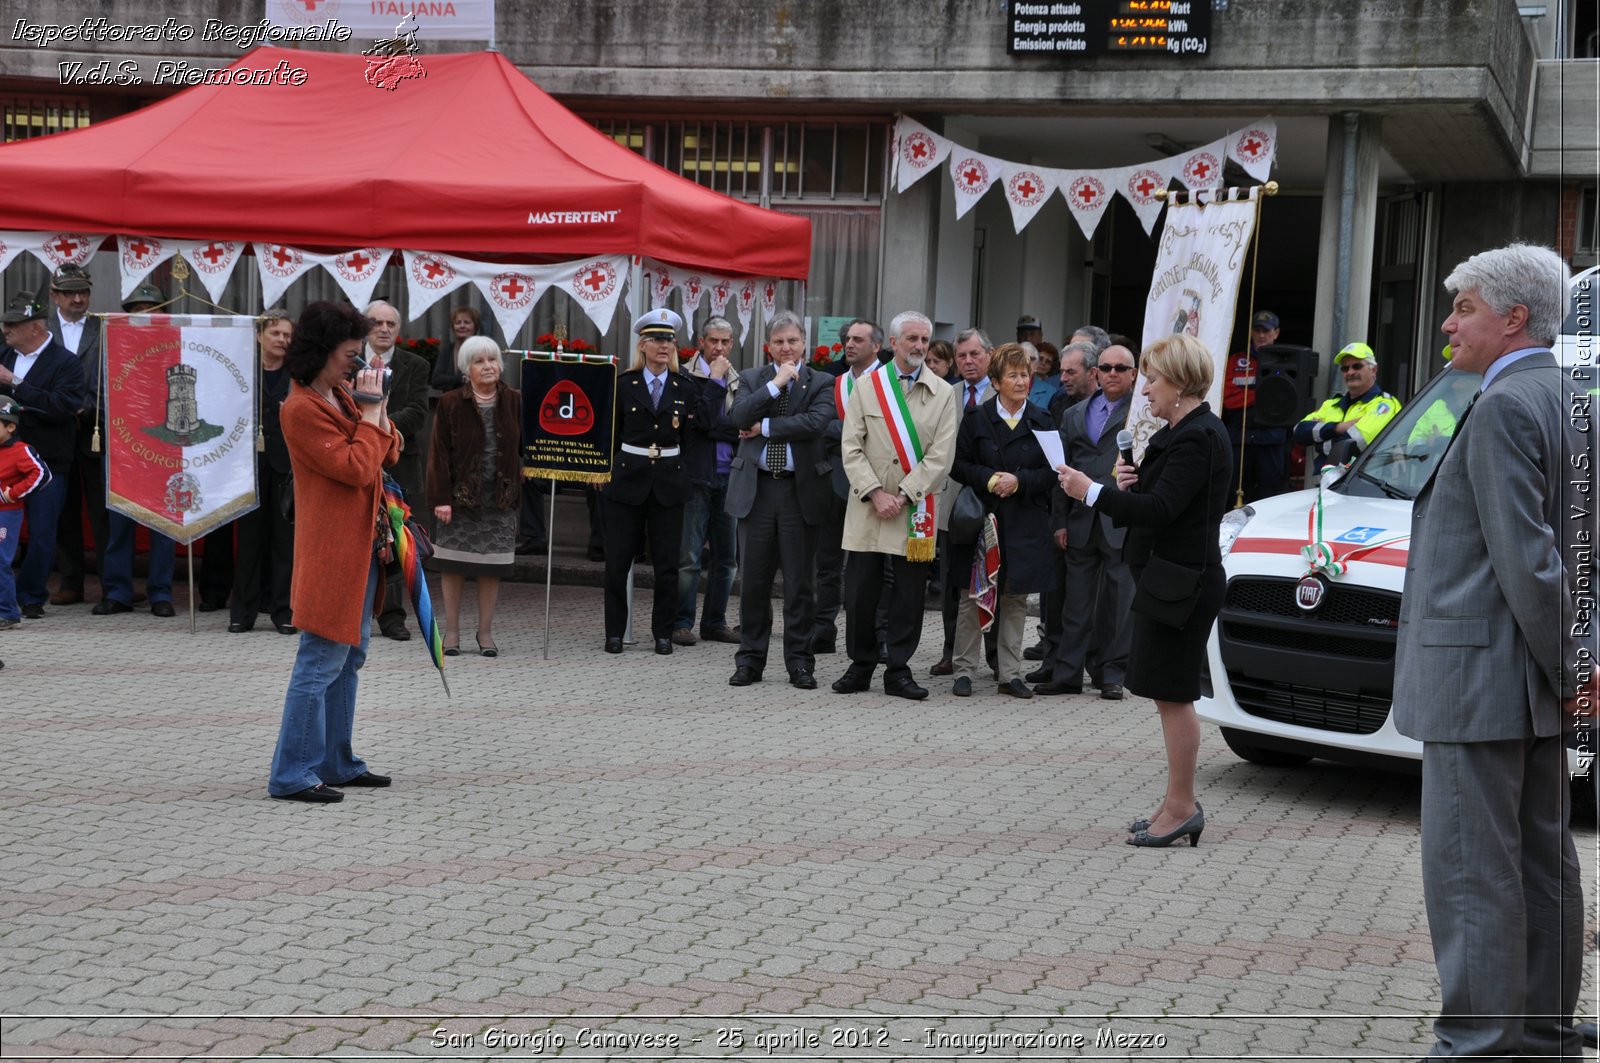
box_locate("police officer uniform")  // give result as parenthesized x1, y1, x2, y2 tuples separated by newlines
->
(602, 308, 709, 655)
(1293, 342, 1402, 472)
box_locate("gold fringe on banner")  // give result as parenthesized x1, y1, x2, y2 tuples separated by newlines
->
(905, 537, 937, 563)
(525, 467, 611, 484)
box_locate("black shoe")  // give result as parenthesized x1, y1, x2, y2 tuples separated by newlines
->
(831, 667, 874, 694)
(604, 637, 623, 654)
(274, 622, 298, 636)
(1128, 804, 1204, 847)
(381, 621, 411, 641)
(515, 539, 546, 555)
(271, 784, 343, 804)
(150, 601, 176, 618)
(884, 676, 929, 700)
(1033, 680, 1083, 696)
(952, 676, 972, 697)
(789, 669, 817, 690)
(1100, 683, 1126, 700)
(92, 599, 133, 615)
(729, 666, 762, 686)
(228, 621, 251, 633)
(329, 771, 391, 788)
(1578, 1022, 1598, 1049)
(587, 545, 605, 562)
(198, 595, 228, 612)
(654, 637, 673, 655)
(999, 677, 1034, 699)
(1022, 642, 1046, 661)
(1025, 666, 1052, 684)
(810, 637, 836, 655)
(20, 603, 43, 620)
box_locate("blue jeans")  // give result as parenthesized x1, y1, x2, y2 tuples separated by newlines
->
(17, 462, 69, 607)
(0, 509, 22, 621)
(675, 472, 736, 632)
(267, 559, 377, 796)
(101, 511, 176, 604)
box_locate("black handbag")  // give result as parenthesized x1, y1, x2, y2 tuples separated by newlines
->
(947, 484, 985, 546)
(1131, 555, 1204, 628)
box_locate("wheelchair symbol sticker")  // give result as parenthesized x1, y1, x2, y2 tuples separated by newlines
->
(1334, 526, 1386, 543)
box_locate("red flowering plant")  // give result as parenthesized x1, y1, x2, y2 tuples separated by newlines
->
(534, 332, 595, 354)
(402, 337, 441, 360)
(808, 342, 843, 368)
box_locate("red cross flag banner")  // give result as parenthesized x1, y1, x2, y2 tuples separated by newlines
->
(517, 354, 616, 484)
(1119, 161, 1176, 236)
(679, 273, 708, 314)
(1175, 138, 1229, 193)
(892, 117, 954, 194)
(649, 264, 675, 309)
(734, 280, 758, 343)
(1228, 120, 1278, 183)
(1126, 186, 1261, 462)
(1000, 163, 1059, 234)
(760, 279, 778, 319)
(255, 244, 390, 308)
(949, 149, 1005, 220)
(708, 277, 734, 318)
(402, 250, 462, 318)
(102, 314, 258, 544)
(118, 237, 247, 304)
(1061, 168, 1117, 241)
(561, 256, 629, 334)
(5, 230, 104, 271)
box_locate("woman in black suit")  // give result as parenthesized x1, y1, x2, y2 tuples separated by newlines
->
(1057, 335, 1231, 848)
(949, 343, 1057, 697)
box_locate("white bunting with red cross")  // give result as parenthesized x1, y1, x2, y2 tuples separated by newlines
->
(734, 280, 758, 343)
(1175, 138, 1229, 192)
(402, 250, 461, 318)
(999, 163, 1059, 234)
(563, 256, 629, 334)
(1228, 120, 1278, 183)
(1118, 162, 1176, 236)
(176, 239, 247, 303)
(892, 117, 954, 193)
(255, 244, 322, 307)
(254, 244, 391, 309)
(1060, 168, 1117, 241)
(102, 314, 258, 544)
(473, 268, 541, 343)
(760, 279, 779, 319)
(679, 273, 708, 314)
(117, 236, 176, 298)
(327, 247, 391, 309)
(648, 263, 674, 308)
(16, 230, 105, 271)
(708, 276, 735, 318)
(949, 149, 1005, 220)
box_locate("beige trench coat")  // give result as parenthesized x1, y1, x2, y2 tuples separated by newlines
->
(840, 367, 960, 556)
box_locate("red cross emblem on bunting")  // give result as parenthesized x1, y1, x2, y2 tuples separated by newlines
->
(955, 158, 989, 191)
(1182, 152, 1221, 187)
(412, 254, 454, 289)
(1007, 171, 1046, 207)
(1236, 129, 1271, 160)
(573, 260, 618, 302)
(1068, 176, 1107, 211)
(1127, 168, 1164, 205)
(904, 131, 936, 166)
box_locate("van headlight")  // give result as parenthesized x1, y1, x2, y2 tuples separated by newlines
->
(1218, 505, 1255, 559)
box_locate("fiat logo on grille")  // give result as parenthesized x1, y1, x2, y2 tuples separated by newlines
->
(1295, 574, 1328, 613)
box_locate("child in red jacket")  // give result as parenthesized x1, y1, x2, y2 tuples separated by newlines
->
(0, 398, 51, 629)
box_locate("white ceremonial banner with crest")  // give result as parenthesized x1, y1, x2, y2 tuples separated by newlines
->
(1126, 188, 1261, 462)
(102, 315, 258, 544)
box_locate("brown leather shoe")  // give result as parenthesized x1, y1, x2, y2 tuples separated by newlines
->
(670, 628, 698, 646)
(929, 657, 954, 676)
(49, 589, 84, 606)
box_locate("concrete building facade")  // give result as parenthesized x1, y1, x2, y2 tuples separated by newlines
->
(0, 0, 1594, 397)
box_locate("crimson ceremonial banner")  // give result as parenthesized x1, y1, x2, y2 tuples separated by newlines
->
(103, 314, 258, 544)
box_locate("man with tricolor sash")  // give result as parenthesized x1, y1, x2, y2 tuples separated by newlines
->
(833, 310, 959, 700)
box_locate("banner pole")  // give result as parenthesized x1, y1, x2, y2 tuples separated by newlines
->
(187, 547, 196, 635)
(543, 475, 556, 660)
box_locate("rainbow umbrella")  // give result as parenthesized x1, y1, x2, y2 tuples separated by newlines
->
(382, 476, 448, 695)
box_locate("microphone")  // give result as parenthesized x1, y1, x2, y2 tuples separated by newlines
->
(1116, 428, 1135, 469)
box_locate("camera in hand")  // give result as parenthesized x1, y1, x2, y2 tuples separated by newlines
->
(350, 353, 392, 405)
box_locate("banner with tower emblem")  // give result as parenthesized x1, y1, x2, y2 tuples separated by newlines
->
(102, 315, 259, 544)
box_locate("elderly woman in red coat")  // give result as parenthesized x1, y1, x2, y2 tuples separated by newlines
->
(267, 301, 401, 804)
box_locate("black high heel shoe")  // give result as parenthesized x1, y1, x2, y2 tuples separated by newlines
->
(1127, 804, 1204, 848)
(476, 633, 498, 658)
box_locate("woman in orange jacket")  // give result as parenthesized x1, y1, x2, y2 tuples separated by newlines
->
(267, 302, 401, 804)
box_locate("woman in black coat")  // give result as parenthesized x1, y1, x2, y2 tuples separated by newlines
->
(950, 343, 1058, 698)
(1058, 335, 1231, 848)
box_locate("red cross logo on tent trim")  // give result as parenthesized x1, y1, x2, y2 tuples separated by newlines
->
(51, 236, 78, 258)
(911, 141, 928, 158)
(1137, 176, 1158, 196)
(1016, 179, 1037, 199)
(271, 247, 294, 267)
(424, 260, 445, 278)
(500, 277, 525, 300)
(1077, 184, 1097, 204)
(200, 243, 226, 264)
(128, 239, 151, 257)
(1240, 137, 1263, 158)
(583, 269, 607, 291)
(962, 166, 985, 188)
(1191, 160, 1211, 179)
(346, 252, 370, 273)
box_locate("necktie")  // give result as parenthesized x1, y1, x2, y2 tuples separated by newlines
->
(649, 376, 663, 410)
(900, 373, 914, 384)
(966, 383, 977, 410)
(766, 384, 789, 471)
(1087, 397, 1106, 443)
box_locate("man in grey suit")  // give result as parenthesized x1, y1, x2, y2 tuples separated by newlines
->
(1035, 342, 1136, 698)
(1393, 242, 1589, 1060)
(725, 311, 836, 689)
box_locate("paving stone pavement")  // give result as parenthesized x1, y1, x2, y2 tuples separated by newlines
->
(1, 579, 1596, 1061)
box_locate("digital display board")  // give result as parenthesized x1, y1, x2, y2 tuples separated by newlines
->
(1008, 0, 1213, 57)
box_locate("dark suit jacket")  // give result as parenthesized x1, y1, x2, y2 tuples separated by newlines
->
(725, 363, 835, 522)
(1, 337, 86, 468)
(606, 367, 707, 507)
(49, 310, 100, 404)
(1093, 404, 1231, 573)
(1051, 389, 1131, 549)
(376, 345, 430, 460)
(950, 397, 1057, 594)
(821, 368, 872, 500)
(260, 366, 293, 475)
(681, 361, 739, 487)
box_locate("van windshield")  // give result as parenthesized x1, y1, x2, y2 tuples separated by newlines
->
(1337, 368, 1481, 501)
